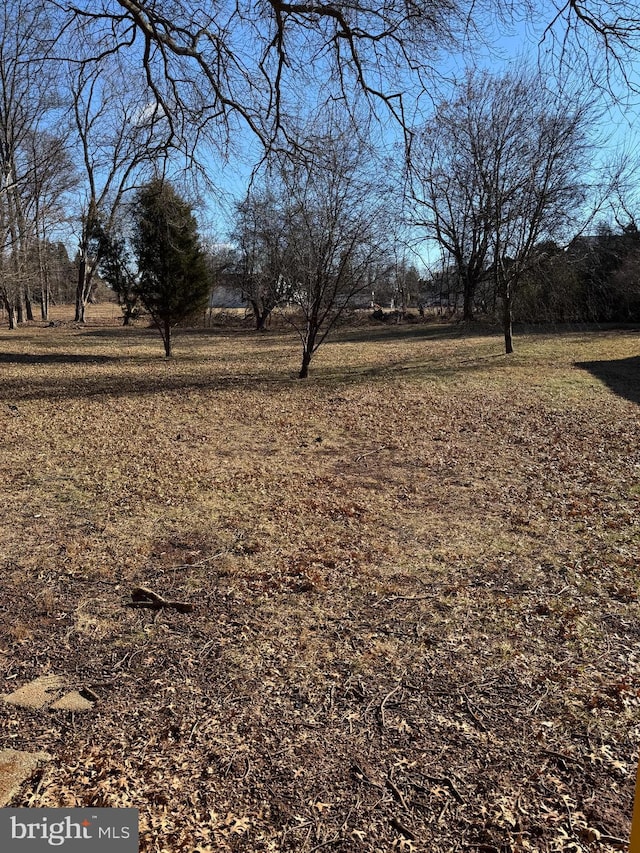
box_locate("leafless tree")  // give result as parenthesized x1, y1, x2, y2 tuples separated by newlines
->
(409, 100, 492, 321)
(0, 0, 68, 327)
(68, 54, 171, 322)
(22, 131, 77, 320)
(481, 72, 597, 352)
(411, 68, 597, 352)
(541, 0, 640, 98)
(54, 0, 466, 154)
(47, 0, 640, 161)
(258, 121, 393, 377)
(234, 190, 295, 330)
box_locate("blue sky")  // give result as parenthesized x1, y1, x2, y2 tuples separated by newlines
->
(198, 3, 640, 258)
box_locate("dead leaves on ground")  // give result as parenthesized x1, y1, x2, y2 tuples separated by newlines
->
(0, 320, 639, 851)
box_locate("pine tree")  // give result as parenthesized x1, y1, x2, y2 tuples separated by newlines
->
(98, 229, 140, 326)
(133, 179, 210, 356)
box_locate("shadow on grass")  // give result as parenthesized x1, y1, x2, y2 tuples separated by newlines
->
(576, 356, 640, 405)
(0, 344, 507, 404)
(75, 324, 285, 352)
(0, 352, 118, 365)
(10, 321, 632, 404)
(0, 366, 292, 404)
(333, 320, 492, 345)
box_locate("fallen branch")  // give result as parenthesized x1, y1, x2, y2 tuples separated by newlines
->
(389, 816, 416, 841)
(126, 585, 194, 614)
(309, 835, 341, 852)
(541, 748, 581, 766)
(386, 776, 410, 811)
(351, 760, 385, 789)
(460, 691, 487, 732)
(372, 593, 436, 607)
(598, 834, 628, 848)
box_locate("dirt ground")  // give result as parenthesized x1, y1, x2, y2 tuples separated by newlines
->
(0, 310, 639, 852)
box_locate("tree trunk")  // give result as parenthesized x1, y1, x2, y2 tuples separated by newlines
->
(299, 348, 312, 379)
(1, 294, 16, 329)
(503, 287, 513, 354)
(463, 278, 474, 321)
(298, 324, 316, 379)
(75, 256, 88, 323)
(25, 292, 34, 321)
(163, 319, 172, 357)
(256, 308, 272, 331)
(251, 300, 261, 330)
(251, 300, 272, 331)
(38, 229, 49, 321)
(40, 286, 49, 320)
(75, 297, 86, 323)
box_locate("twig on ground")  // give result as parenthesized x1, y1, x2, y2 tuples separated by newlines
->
(528, 685, 550, 715)
(420, 775, 466, 805)
(541, 749, 581, 766)
(386, 776, 410, 811)
(460, 691, 487, 732)
(373, 593, 436, 607)
(599, 834, 628, 847)
(563, 795, 575, 838)
(351, 760, 384, 789)
(126, 585, 194, 613)
(197, 639, 218, 660)
(309, 835, 341, 851)
(379, 685, 402, 729)
(355, 444, 387, 461)
(389, 816, 416, 841)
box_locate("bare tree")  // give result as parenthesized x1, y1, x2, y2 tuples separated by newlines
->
(0, 0, 67, 327)
(541, 0, 640, 99)
(49, 0, 640, 160)
(23, 131, 77, 320)
(410, 100, 491, 321)
(260, 122, 393, 377)
(411, 68, 596, 352)
(69, 54, 170, 322)
(55, 0, 465, 154)
(481, 72, 596, 352)
(391, 258, 422, 318)
(234, 190, 295, 330)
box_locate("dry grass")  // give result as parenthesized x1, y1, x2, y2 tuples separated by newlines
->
(1, 307, 639, 852)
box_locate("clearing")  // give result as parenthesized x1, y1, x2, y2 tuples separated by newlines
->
(0, 312, 639, 852)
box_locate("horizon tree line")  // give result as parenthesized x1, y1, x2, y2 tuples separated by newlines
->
(1, 0, 640, 362)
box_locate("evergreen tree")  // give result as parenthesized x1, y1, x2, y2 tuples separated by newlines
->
(133, 179, 210, 356)
(98, 229, 140, 326)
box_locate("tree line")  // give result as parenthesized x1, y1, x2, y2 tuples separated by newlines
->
(1, 0, 639, 376)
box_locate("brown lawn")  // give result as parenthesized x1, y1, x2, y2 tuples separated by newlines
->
(0, 308, 639, 852)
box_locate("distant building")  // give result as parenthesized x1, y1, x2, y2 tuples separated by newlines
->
(208, 272, 246, 308)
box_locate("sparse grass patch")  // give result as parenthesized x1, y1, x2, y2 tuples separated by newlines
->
(0, 315, 639, 851)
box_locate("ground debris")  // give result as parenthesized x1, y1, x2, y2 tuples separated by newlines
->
(126, 585, 194, 614)
(0, 319, 638, 851)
